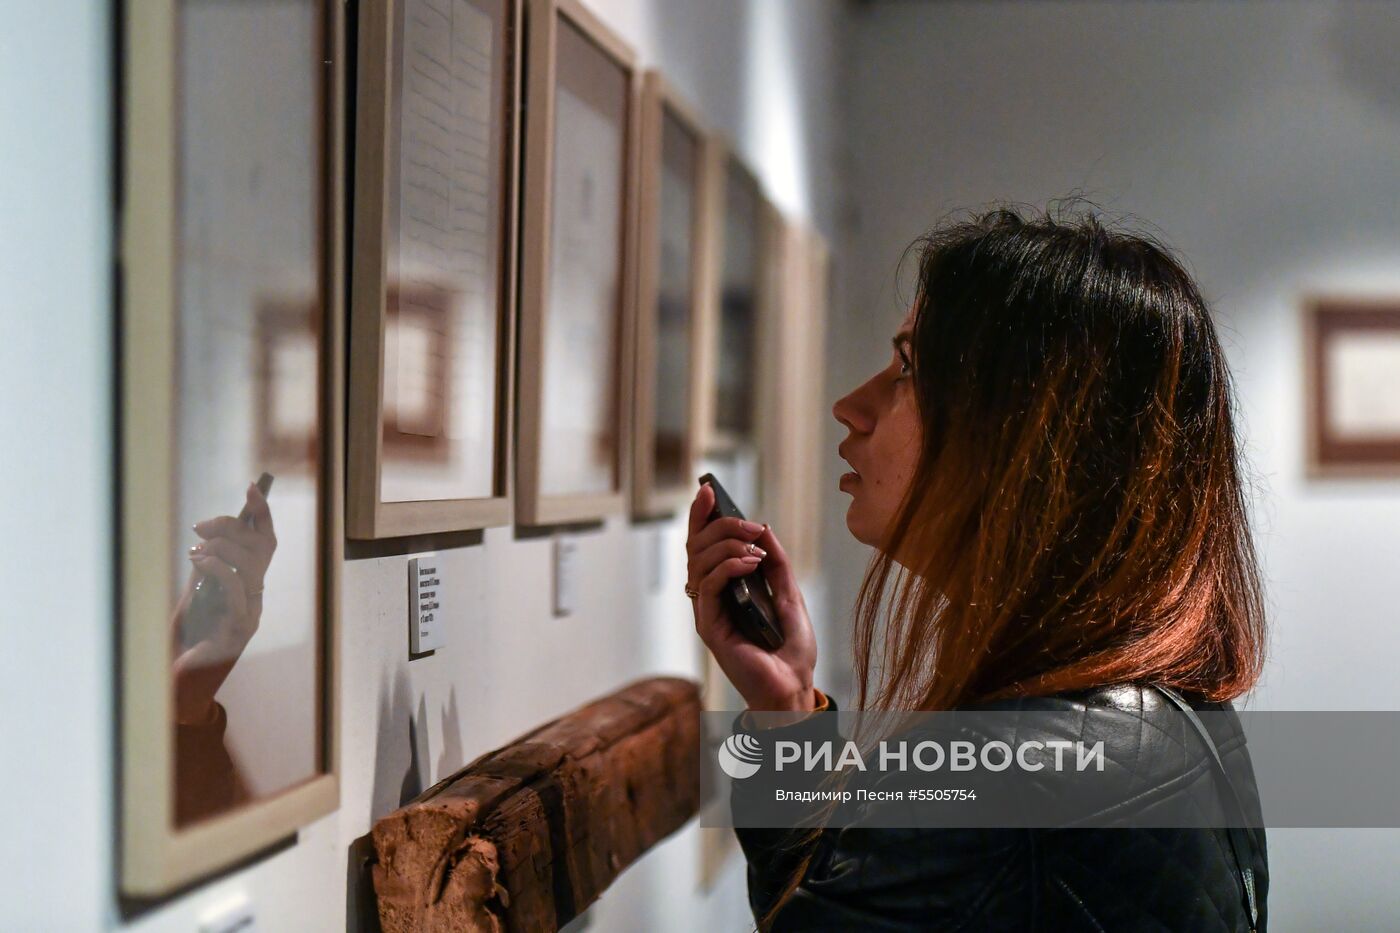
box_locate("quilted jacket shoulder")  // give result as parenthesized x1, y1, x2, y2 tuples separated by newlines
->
(731, 683, 1269, 932)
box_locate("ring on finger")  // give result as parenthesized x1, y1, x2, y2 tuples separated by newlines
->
(684, 583, 700, 599)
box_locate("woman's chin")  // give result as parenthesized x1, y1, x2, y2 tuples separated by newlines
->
(843, 508, 876, 548)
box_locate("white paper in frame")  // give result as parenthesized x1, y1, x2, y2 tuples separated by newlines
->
(515, 0, 641, 526)
(346, 0, 523, 538)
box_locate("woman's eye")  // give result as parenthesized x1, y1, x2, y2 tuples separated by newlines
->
(896, 357, 912, 379)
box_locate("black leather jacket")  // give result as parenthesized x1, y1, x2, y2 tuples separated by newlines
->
(731, 684, 1268, 932)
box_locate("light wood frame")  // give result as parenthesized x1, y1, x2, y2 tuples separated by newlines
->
(347, 0, 523, 538)
(1304, 296, 1400, 478)
(516, 0, 641, 526)
(630, 72, 715, 519)
(119, 0, 343, 895)
(701, 146, 772, 462)
(766, 221, 831, 577)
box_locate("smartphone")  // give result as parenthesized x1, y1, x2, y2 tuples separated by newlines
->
(697, 473, 785, 651)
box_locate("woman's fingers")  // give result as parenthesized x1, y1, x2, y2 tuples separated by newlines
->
(193, 515, 264, 551)
(192, 536, 262, 581)
(687, 483, 713, 540)
(751, 524, 799, 603)
(699, 554, 762, 594)
(245, 481, 276, 540)
(190, 553, 248, 620)
(690, 537, 766, 587)
(686, 514, 766, 558)
(697, 554, 767, 636)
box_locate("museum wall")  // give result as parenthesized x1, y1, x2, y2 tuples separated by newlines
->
(0, 1, 849, 930)
(837, 1, 1400, 928)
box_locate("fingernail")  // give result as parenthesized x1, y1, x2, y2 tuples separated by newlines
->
(746, 544, 767, 557)
(188, 543, 204, 554)
(740, 520, 763, 533)
(741, 554, 763, 564)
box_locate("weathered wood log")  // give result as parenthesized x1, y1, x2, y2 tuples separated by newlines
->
(371, 676, 702, 932)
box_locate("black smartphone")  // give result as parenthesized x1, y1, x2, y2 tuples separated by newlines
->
(697, 473, 785, 651)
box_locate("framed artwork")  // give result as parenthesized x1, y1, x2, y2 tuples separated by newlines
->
(630, 72, 713, 519)
(693, 150, 785, 521)
(347, 0, 521, 538)
(119, 0, 342, 894)
(516, 0, 640, 525)
(1305, 298, 1400, 477)
(765, 221, 831, 578)
(706, 152, 767, 456)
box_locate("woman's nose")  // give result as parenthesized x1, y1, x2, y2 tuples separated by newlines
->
(832, 388, 873, 434)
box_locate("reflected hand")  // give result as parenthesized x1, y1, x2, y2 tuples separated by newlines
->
(170, 481, 278, 724)
(685, 483, 818, 714)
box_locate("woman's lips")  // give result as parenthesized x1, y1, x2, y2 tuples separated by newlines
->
(839, 471, 860, 487)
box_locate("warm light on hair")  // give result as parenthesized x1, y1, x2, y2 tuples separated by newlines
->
(757, 199, 1267, 931)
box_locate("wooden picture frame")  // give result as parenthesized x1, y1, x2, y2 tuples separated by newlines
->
(690, 144, 775, 523)
(347, 0, 523, 538)
(630, 72, 713, 519)
(119, 0, 342, 895)
(766, 220, 831, 578)
(515, 0, 641, 526)
(1305, 297, 1400, 477)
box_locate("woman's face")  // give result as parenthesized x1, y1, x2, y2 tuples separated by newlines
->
(832, 306, 922, 552)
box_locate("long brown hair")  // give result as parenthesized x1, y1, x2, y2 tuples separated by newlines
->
(755, 201, 1267, 931)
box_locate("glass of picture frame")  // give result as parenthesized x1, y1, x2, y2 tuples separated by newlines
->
(347, 0, 522, 538)
(696, 150, 780, 517)
(119, 0, 342, 895)
(516, 0, 640, 525)
(1305, 298, 1400, 477)
(630, 72, 713, 519)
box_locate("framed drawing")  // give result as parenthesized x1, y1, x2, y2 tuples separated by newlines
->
(347, 0, 522, 538)
(120, 0, 342, 895)
(630, 72, 712, 519)
(693, 149, 780, 518)
(516, 0, 640, 526)
(1305, 298, 1400, 477)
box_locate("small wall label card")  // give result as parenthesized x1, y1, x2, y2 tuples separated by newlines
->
(409, 554, 446, 653)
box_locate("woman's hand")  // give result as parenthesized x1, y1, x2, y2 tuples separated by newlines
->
(685, 483, 818, 713)
(169, 481, 277, 724)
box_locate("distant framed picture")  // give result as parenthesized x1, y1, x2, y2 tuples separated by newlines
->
(706, 153, 766, 456)
(1306, 298, 1400, 477)
(347, 0, 521, 538)
(119, 0, 342, 895)
(516, 0, 640, 525)
(765, 221, 831, 578)
(630, 72, 712, 519)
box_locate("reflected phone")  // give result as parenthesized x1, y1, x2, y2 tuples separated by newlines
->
(697, 473, 785, 651)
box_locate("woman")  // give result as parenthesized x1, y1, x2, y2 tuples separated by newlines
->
(686, 203, 1268, 931)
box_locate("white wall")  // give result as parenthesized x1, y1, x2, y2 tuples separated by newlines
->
(0, 1, 847, 931)
(840, 1, 1400, 928)
(0, 2, 113, 930)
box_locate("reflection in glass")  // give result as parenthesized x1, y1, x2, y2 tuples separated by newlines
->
(717, 161, 761, 442)
(170, 0, 324, 826)
(651, 110, 699, 489)
(382, 0, 508, 503)
(538, 19, 628, 497)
